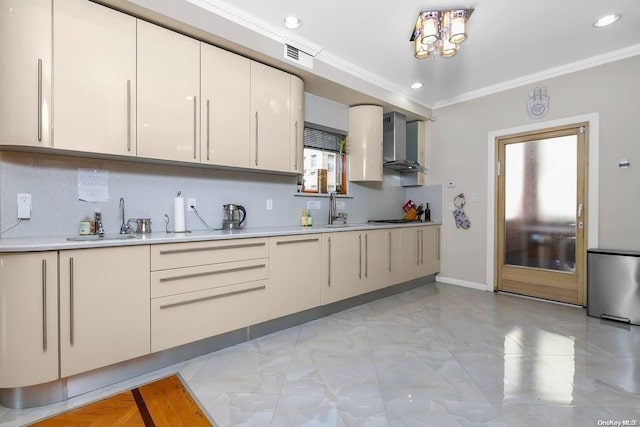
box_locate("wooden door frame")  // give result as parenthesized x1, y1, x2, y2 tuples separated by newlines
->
(486, 113, 600, 305)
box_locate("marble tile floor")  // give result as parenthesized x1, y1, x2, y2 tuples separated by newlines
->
(2, 282, 640, 426)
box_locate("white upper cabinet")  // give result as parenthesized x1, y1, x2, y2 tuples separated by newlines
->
(137, 20, 200, 163)
(290, 75, 304, 174)
(0, 0, 52, 148)
(200, 43, 251, 167)
(53, 0, 136, 156)
(348, 105, 383, 182)
(250, 61, 291, 172)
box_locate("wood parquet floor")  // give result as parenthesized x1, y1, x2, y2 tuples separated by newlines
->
(29, 375, 214, 426)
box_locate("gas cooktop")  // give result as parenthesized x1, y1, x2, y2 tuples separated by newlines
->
(367, 219, 422, 224)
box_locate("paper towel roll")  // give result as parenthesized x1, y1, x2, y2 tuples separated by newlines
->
(173, 196, 186, 232)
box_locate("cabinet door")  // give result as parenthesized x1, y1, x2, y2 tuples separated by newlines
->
(269, 234, 322, 318)
(322, 232, 363, 304)
(387, 228, 403, 285)
(0, 0, 52, 147)
(137, 20, 200, 163)
(59, 246, 150, 377)
(420, 226, 440, 276)
(53, 0, 136, 156)
(348, 105, 383, 182)
(200, 43, 251, 167)
(401, 227, 422, 281)
(290, 75, 304, 174)
(250, 61, 291, 172)
(0, 252, 58, 388)
(362, 230, 389, 292)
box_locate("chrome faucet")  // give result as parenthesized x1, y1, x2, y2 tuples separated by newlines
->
(329, 192, 347, 225)
(119, 197, 133, 234)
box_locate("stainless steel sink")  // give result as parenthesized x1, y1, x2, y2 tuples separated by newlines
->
(66, 234, 138, 242)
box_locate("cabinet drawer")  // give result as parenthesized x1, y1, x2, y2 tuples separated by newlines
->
(151, 258, 268, 298)
(151, 238, 268, 270)
(151, 280, 268, 352)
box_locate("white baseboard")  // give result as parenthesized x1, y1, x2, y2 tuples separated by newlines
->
(435, 275, 491, 292)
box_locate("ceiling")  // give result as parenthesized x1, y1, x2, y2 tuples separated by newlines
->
(104, 0, 640, 119)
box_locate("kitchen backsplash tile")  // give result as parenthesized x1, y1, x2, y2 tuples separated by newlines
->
(0, 151, 431, 238)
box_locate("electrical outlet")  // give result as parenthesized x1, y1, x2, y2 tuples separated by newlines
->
(266, 199, 273, 210)
(187, 198, 196, 211)
(17, 193, 32, 219)
(336, 201, 346, 210)
(447, 180, 456, 188)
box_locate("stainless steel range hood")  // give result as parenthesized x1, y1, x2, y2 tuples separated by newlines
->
(383, 112, 428, 173)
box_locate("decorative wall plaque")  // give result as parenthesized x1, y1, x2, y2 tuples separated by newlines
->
(526, 87, 550, 119)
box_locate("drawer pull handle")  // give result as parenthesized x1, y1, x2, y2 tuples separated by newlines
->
(276, 238, 320, 245)
(159, 242, 265, 255)
(159, 263, 266, 283)
(159, 284, 266, 310)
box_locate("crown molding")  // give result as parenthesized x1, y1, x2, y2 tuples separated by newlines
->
(432, 43, 640, 110)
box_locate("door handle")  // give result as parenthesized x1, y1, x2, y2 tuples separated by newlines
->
(192, 95, 197, 159)
(577, 203, 584, 218)
(41, 259, 47, 351)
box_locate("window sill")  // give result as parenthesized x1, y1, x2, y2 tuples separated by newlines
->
(293, 192, 354, 199)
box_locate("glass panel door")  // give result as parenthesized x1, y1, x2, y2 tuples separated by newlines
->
(496, 124, 587, 305)
(504, 135, 577, 272)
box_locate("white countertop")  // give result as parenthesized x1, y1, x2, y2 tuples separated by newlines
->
(0, 222, 440, 252)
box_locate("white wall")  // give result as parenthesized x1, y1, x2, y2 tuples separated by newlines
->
(429, 55, 640, 287)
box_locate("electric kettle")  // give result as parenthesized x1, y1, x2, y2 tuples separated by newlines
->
(222, 204, 246, 230)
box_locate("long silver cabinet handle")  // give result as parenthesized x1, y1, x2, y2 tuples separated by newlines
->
(37, 58, 43, 142)
(420, 230, 424, 265)
(126, 80, 132, 152)
(276, 238, 320, 245)
(41, 259, 47, 351)
(436, 228, 440, 260)
(192, 95, 197, 159)
(69, 257, 74, 346)
(327, 237, 331, 287)
(388, 232, 392, 272)
(294, 120, 299, 171)
(365, 233, 368, 278)
(416, 230, 420, 265)
(160, 284, 266, 310)
(358, 234, 362, 279)
(159, 263, 265, 283)
(254, 111, 259, 166)
(159, 242, 266, 255)
(206, 99, 211, 161)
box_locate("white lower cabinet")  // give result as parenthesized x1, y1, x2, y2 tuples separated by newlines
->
(363, 228, 402, 292)
(58, 246, 150, 378)
(0, 252, 58, 388)
(268, 234, 322, 318)
(321, 231, 363, 304)
(150, 238, 269, 352)
(401, 225, 441, 281)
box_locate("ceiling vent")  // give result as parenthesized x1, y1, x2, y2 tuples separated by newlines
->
(284, 44, 313, 69)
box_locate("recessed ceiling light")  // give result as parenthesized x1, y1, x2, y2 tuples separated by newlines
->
(283, 16, 302, 29)
(593, 14, 621, 28)
(411, 82, 424, 89)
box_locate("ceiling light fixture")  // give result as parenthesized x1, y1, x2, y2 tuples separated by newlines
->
(283, 15, 302, 29)
(411, 82, 423, 89)
(593, 14, 621, 28)
(410, 9, 473, 59)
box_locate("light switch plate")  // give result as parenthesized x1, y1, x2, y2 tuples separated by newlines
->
(307, 200, 321, 210)
(447, 180, 456, 188)
(266, 199, 273, 210)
